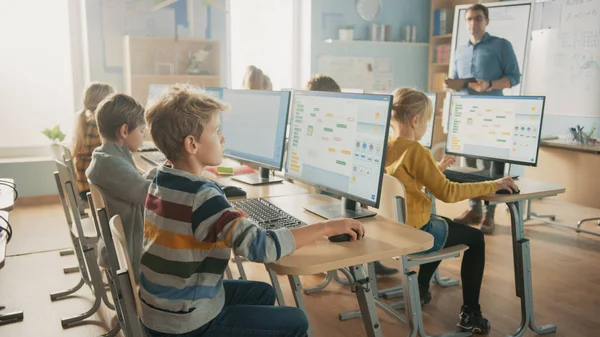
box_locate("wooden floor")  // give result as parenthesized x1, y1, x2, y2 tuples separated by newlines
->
(1, 197, 599, 336)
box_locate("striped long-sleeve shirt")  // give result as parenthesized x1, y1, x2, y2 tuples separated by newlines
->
(139, 166, 296, 334)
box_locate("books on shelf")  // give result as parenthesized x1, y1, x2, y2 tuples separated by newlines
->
(433, 9, 454, 36)
(431, 72, 447, 91)
(433, 44, 450, 64)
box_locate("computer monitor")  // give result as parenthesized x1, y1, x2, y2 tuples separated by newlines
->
(420, 93, 438, 148)
(147, 84, 223, 101)
(220, 89, 291, 185)
(446, 94, 545, 176)
(285, 90, 393, 219)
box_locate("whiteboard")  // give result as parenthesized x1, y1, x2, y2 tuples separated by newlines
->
(451, 1, 533, 96)
(524, 0, 600, 117)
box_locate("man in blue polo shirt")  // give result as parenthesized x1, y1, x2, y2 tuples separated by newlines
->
(445, 4, 520, 234)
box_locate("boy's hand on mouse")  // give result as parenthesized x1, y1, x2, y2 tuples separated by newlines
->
(438, 155, 456, 171)
(493, 177, 519, 193)
(323, 218, 365, 241)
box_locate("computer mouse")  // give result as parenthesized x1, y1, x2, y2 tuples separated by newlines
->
(328, 229, 364, 243)
(222, 185, 247, 198)
(496, 189, 520, 195)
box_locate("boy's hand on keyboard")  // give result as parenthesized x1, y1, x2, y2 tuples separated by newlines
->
(438, 155, 456, 171)
(494, 177, 519, 193)
(323, 218, 365, 241)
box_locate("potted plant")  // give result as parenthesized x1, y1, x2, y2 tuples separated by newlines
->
(42, 125, 67, 160)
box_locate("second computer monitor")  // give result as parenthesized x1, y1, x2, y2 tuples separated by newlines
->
(220, 89, 291, 185)
(285, 90, 393, 219)
(446, 94, 545, 168)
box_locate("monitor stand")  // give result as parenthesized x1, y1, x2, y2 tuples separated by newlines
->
(304, 197, 377, 220)
(488, 161, 506, 179)
(232, 167, 283, 185)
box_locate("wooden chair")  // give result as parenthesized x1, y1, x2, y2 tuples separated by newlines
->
(110, 214, 147, 337)
(50, 160, 114, 331)
(340, 174, 470, 337)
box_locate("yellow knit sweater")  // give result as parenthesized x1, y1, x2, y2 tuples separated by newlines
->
(385, 137, 497, 229)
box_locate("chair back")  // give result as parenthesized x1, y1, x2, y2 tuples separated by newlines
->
(375, 174, 408, 223)
(110, 215, 143, 315)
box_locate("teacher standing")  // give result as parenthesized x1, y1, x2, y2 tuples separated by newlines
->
(445, 4, 521, 234)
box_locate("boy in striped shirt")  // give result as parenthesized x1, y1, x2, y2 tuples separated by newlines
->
(141, 84, 364, 336)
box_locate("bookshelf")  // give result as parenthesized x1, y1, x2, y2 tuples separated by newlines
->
(123, 36, 221, 103)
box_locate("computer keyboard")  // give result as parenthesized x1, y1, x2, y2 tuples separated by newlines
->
(141, 151, 167, 166)
(443, 170, 496, 183)
(232, 198, 306, 230)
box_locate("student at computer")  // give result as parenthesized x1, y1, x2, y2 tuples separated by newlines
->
(241, 65, 272, 90)
(385, 88, 518, 334)
(141, 84, 364, 337)
(86, 93, 154, 277)
(72, 82, 114, 201)
(445, 4, 521, 233)
(305, 74, 398, 277)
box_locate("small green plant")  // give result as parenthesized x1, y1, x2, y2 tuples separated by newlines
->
(42, 125, 66, 143)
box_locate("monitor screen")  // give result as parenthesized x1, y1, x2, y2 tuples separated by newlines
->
(285, 91, 393, 207)
(148, 84, 223, 101)
(419, 93, 437, 148)
(221, 89, 291, 170)
(342, 88, 365, 93)
(445, 95, 545, 166)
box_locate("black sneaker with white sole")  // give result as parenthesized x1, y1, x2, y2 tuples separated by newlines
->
(457, 305, 491, 334)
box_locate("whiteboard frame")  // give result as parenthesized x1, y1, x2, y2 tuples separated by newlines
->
(447, 0, 536, 95)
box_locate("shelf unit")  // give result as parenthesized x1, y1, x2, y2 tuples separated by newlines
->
(123, 36, 221, 103)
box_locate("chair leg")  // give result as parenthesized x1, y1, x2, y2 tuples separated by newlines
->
(63, 266, 80, 274)
(50, 278, 85, 301)
(233, 255, 247, 280)
(101, 322, 121, 337)
(303, 271, 333, 295)
(0, 307, 24, 326)
(59, 249, 74, 256)
(60, 288, 102, 328)
(432, 269, 459, 287)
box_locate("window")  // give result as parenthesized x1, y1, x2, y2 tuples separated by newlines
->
(230, 0, 295, 90)
(0, 0, 75, 150)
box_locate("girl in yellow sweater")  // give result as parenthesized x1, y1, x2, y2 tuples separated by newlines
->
(385, 88, 518, 334)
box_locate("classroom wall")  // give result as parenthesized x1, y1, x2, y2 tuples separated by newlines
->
(310, 0, 431, 91)
(84, 0, 228, 92)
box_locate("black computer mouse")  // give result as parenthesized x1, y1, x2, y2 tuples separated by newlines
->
(328, 229, 364, 243)
(222, 185, 247, 198)
(496, 189, 520, 195)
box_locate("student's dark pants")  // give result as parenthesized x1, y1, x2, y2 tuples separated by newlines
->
(465, 158, 496, 218)
(418, 217, 486, 311)
(145, 280, 309, 337)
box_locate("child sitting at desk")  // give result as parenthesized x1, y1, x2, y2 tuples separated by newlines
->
(72, 82, 114, 201)
(242, 65, 272, 90)
(385, 88, 519, 334)
(141, 84, 364, 337)
(86, 93, 155, 277)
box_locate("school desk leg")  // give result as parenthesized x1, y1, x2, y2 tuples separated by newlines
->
(507, 201, 557, 337)
(288, 275, 314, 337)
(342, 264, 384, 337)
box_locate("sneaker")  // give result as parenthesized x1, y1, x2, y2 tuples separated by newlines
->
(454, 210, 483, 225)
(457, 305, 491, 334)
(373, 261, 399, 277)
(419, 285, 432, 305)
(480, 216, 495, 234)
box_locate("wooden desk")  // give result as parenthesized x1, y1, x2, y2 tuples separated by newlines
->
(265, 194, 434, 337)
(541, 139, 600, 154)
(132, 153, 308, 200)
(0, 179, 15, 212)
(478, 178, 565, 337)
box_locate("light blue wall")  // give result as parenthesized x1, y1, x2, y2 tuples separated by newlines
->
(0, 160, 58, 197)
(310, 0, 431, 91)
